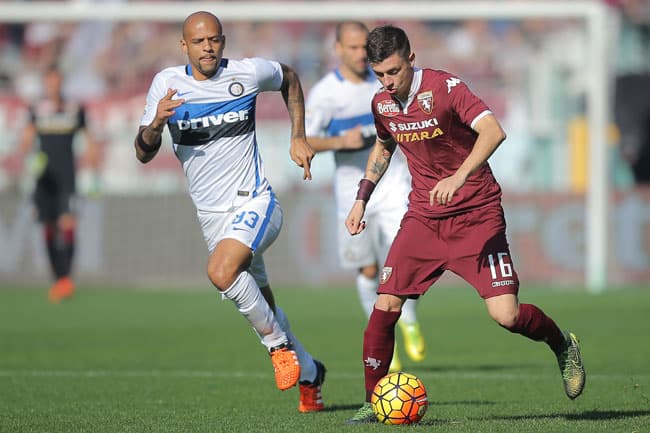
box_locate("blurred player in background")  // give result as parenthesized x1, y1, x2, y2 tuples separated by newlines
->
(134, 11, 325, 412)
(345, 25, 586, 423)
(305, 21, 426, 372)
(14, 66, 100, 303)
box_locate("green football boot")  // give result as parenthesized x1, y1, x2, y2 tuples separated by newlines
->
(556, 331, 586, 399)
(346, 402, 377, 424)
(388, 345, 402, 373)
(399, 321, 426, 362)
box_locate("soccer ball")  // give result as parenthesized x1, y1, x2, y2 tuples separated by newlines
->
(371, 372, 428, 425)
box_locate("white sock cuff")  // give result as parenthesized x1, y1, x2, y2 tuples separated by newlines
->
(400, 298, 418, 325)
(356, 273, 378, 318)
(222, 272, 248, 302)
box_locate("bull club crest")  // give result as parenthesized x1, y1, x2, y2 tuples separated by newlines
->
(379, 266, 393, 284)
(417, 91, 433, 114)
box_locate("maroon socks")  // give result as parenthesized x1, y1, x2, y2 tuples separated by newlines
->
(362, 308, 401, 401)
(505, 303, 565, 354)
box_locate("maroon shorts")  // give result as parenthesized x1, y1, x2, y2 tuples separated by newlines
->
(378, 204, 519, 299)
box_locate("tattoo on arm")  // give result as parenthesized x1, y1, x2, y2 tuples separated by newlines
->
(369, 145, 393, 177)
(135, 126, 162, 163)
(370, 159, 387, 177)
(280, 64, 306, 138)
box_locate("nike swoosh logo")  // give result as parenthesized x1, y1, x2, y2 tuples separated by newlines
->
(177, 91, 192, 97)
(232, 227, 248, 231)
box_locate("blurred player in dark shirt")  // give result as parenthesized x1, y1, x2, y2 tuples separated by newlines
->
(345, 25, 586, 424)
(16, 66, 100, 303)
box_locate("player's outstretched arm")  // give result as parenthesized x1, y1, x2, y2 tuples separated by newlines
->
(135, 88, 184, 164)
(280, 63, 314, 180)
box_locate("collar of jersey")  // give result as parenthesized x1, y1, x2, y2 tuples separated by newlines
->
(397, 67, 422, 112)
(185, 58, 229, 78)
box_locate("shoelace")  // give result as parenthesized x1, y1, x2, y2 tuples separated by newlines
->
(559, 350, 581, 380)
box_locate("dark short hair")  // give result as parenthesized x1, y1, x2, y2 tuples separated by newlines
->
(366, 25, 411, 64)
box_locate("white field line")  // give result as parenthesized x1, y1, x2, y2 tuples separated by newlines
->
(0, 370, 644, 380)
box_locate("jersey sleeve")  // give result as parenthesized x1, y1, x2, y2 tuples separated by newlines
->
(249, 57, 283, 92)
(443, 72, 491, 130)
(140, 72, 167, 126)
(305, 80, 334, 137)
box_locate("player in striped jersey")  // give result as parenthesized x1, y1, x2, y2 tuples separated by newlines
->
(134, 11, 325, 412)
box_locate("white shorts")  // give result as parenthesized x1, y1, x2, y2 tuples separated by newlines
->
(335, 165, 410, 270)
(197, 188, 283, 288)
(337, 200, 407, 270)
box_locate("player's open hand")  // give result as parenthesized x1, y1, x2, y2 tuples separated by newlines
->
(345, 200, 367, 235)
(153, 89, 185, 129)
(289, 137, 314, 180)
(429, 174, 466, 206)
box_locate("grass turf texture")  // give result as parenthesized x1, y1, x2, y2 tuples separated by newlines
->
(1, 286, 649, 433)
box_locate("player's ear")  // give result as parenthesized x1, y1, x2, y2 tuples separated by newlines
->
(180, 38, 188, 55)
(408, 52, 415, 66)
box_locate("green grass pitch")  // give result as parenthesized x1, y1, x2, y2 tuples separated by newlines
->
(1, 286, 649, 432)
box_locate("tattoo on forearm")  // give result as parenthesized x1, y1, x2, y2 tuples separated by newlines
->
(370, 159, 387, 176)
(282, 77, 306, 137)
(370, 147, 393, 177)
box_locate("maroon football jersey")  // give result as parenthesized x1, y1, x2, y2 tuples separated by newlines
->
(372, 68, 502, 218)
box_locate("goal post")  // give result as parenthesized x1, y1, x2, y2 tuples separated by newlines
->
(0, 1, 610, 292)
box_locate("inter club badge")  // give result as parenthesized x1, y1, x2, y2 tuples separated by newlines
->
(417, 91, 433, 114)
(228, 81, 244, 97)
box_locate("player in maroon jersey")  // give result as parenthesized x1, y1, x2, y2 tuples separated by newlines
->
(345, 25, 585, 424)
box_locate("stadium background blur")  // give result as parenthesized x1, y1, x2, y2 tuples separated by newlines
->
(0, 0, 648, 290)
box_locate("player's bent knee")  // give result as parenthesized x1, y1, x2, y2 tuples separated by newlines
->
(490, 311, 518, 329)
(485, 294, 519, 329)
(206, 262, 238, 291)
(374, 293, 404, 312)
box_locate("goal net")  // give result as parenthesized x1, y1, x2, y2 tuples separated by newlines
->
(0, 1, 622, 291)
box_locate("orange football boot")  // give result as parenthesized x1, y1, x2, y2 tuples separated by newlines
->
(269, 343, 301, 391)
(298, 360, 326, 412)
(48, 277, 75, 303)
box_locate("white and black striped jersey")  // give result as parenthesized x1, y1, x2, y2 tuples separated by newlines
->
(140, 57, 283, 212)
